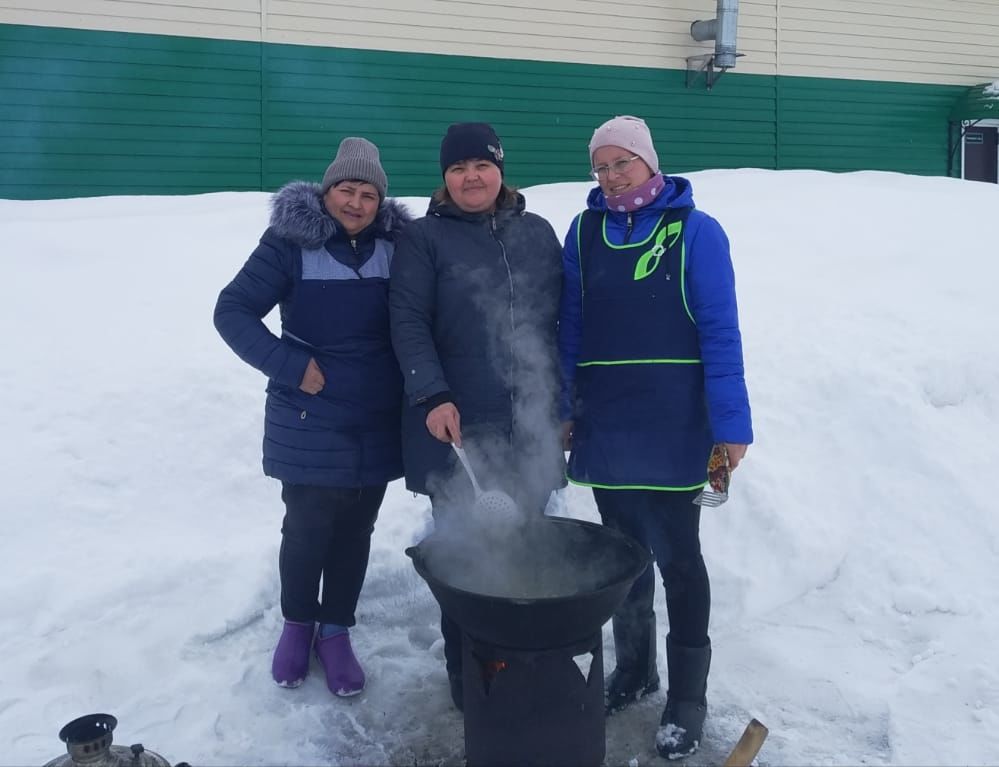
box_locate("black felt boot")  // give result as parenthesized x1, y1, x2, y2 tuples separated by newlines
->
(605, 609, 660, 714)
(656, 635, 711, 760)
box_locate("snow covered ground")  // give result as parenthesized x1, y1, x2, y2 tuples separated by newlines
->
(1, 169, 997, 766)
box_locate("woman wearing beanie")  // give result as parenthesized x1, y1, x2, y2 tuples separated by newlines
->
(558, 116, 753, 759)
(389, 122, 564, 711)
(214, 136, 411, 698)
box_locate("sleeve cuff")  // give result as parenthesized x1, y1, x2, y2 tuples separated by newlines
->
(420, 391, 455, 415)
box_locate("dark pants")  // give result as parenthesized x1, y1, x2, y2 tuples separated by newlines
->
(278, 482, 386, 626)
(593, 488, 711, 668)
(440, 611, 463, 676)
(429, 496, 467, 676)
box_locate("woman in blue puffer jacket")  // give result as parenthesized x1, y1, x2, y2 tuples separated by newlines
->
(214, 137, 411, 700)
(559, 116, 753, 759)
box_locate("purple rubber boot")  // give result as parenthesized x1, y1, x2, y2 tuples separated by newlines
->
(271, 620, 314, 688)
(314, 632, 365, 697)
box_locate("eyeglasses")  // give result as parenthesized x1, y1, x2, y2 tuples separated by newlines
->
(590, 155, 641, 181)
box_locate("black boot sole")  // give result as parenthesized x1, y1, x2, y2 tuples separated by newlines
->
(605, 677, 661, 715)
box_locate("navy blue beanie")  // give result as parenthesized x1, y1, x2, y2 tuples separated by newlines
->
(439, 122, 505, 176)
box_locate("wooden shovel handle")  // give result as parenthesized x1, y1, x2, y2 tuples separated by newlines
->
(722, 718, 769, 767)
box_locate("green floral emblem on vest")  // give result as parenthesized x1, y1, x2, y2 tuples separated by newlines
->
(633, 220, 684, 281)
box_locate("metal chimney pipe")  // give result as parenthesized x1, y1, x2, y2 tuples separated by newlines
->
(691, 0, 740, 69)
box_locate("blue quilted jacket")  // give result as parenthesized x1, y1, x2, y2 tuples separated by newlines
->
(214, 181, 412, 486)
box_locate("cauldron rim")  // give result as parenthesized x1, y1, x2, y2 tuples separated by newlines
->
(405, 515, 649, 604)
(406, 515, 651, 648)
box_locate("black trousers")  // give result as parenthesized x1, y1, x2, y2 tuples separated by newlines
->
(278, 482, 386, 626)
(593, 488, 711, 652)
(430, 497, 467, 676)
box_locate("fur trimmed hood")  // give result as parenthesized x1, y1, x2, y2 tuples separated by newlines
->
(269, 180, 412, 249)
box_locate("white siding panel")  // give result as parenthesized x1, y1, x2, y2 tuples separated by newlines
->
(777, 0, 999, 84)
(265, 0, 778, 74)
(0, 0, 777, 73)
(781, 16, 999, 49)
(7, 0, 996, 86)
(0, 0, 261, 41)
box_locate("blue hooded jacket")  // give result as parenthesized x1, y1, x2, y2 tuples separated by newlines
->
(559, 175, 752, 489)
(214, 181, 412, 487)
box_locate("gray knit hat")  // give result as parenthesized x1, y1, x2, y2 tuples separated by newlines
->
(320, 137, 388, 199)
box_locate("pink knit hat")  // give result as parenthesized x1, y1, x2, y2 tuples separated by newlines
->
(588, 115, 659, 174)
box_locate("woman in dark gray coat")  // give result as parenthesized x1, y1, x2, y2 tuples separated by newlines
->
(389, 123, 564, 709)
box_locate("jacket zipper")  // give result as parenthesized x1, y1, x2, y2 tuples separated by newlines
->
(491, 214, 517, 445)
(624, 212, 634, 244)
(348, 238, 363, 278)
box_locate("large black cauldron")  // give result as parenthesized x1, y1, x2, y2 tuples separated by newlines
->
(408, 515, 650, 767)
(406, 515, 650, 650)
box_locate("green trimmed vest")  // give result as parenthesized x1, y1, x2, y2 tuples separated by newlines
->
(567, 207, 713, 490)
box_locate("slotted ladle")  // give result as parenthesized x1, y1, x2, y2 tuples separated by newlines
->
(451, 444, 520, 522)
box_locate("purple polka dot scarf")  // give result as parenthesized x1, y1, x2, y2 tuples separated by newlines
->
(604, 172, 666, 213)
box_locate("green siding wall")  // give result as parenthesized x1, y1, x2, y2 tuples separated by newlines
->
(0, 23, 968, 200)
(260, 42, 778, 193)
(0, 24, 261, 197)
(777, 76, 963, 175)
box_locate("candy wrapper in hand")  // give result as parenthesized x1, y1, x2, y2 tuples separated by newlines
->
(693, 444, 731, 507)
(706, 443, 731, 494)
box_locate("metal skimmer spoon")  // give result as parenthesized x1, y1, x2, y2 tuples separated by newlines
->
(451, 444, 520, 521)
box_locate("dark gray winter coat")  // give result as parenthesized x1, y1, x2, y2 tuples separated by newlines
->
(389, 192, 564, 509)
(214, 181, 412, 487)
